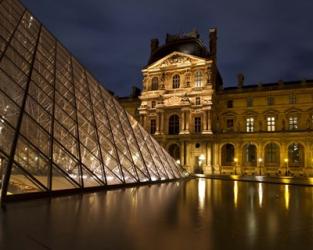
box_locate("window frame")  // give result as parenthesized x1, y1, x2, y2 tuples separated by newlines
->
(267, 116, 275, 131)
(150, 119, 156, 134)
(151, 77, 158, 91)
(246, 117, 254, 132)
(194, 71, 202, 87)
(172, 74, 180, 89)
(194, 117, 201, 133)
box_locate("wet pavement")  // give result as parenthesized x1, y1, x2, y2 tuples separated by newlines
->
(1, 178, 313, 250)
(198, 174, 313, 186)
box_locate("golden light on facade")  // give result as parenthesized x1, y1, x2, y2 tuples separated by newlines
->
(234, 158, 238, 163)
(284, 158, 289, 163)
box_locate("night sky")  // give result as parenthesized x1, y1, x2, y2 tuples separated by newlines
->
(20, 0, 313, 97)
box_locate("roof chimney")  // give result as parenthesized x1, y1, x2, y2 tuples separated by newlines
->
(237, 73, 244, 88)
(150, 38, 159, 54)
(209, 28, 217, 59)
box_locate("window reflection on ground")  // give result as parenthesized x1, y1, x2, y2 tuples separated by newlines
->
(2, 179, 313, 250)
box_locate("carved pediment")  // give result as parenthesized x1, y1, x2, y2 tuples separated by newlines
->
(161, 54, 192, 67)
(165, 96, 181, 106)
(144, 52, 208, 71)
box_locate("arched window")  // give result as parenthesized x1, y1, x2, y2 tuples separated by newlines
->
(265, 143, 280, 167)
(195, 71, 202, 87)
(243, 144, 257, 166)
(172, 74, 180, 89)
(288, 143, 304, 167)
(168, 144, 180, 161)
(221, 144, 235, 166)
(168, 115, 179, 135)
(151, 77, 158, 90)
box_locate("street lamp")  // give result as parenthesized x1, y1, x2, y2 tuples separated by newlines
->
(198, 154, 205, 174)
(258, 158, 263, 176)
(234, 158, 238, 175)
(284, 158, 289, 176)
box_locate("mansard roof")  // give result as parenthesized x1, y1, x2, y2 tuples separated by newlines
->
(148, 31, 210, 66)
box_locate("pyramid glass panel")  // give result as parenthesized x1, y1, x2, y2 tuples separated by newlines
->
(0, 0, 186, 201)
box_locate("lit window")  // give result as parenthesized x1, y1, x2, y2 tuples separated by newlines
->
(195, 117, 201, 133)
(267, 96, 274, 105)
(195, 97, 201, 105)
(150, 119, 156, 134)
(227, 100, 233, 108)
(289, 95, 296, 104)
(151, 101, 156, 108)
(289, 116, 298, 130)
(246, 117, 254, 132)
(185, 73, 191, 86)
(195, 71, 202, 87)
(267, 116, 275, 131)
(151, 77, 158, 90)
(169, 115, 179, 135)
(247, 97, 253, 107)
(173, 74, 180, 89)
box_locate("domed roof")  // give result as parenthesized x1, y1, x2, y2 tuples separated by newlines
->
(147, 31, 210, 65)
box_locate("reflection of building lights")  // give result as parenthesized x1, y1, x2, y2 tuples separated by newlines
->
(234, 158, 238, 162)
(234, 181, 238, 208)
(175, 159, 180, 165)
(258, 183, 263, 207)
(24, 147, 28, 151)
(258, 158, 262, 163)
(198, 178, 206, 210)
(35, 156, 38, 161)
(284, 185, 290, 210)
(151, 176, 158, 181)
(284, 158, 288, 163)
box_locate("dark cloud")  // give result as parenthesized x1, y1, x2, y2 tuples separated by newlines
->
(21, 0, 313, 96)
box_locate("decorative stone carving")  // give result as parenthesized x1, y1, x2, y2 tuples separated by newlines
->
(166, 96, 181, 105)
(180, 93, 190, 104)
(161, 55, 192, 67)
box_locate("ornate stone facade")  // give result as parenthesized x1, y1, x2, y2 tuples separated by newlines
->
(119, 29, 313, 176)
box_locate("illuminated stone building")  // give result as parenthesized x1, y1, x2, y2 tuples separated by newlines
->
(120, 30, 313, 176)
(0, 0, 184, 202)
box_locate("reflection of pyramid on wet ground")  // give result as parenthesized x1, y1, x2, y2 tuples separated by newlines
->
(0, 0, 185, 200)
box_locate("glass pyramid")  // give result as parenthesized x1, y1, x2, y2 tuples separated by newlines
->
(0, 0, 186, 201)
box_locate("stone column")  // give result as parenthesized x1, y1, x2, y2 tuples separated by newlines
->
(180, 141, 185, 166)
(180, 111, 185, 134)
(207, 110, 211, 131)
(203, 111, 207, 131)
(203, 142, 212, 174)
(212, 143, 220, 174)
(201, 108, 212, 134)
(185, 110, 190, 132)
(236, 143, 242, 175)
(257, 142, 264, 175)
(280, 142, 287, 175)
(155, 112, 160, 134)
(160, 111, 164, 134)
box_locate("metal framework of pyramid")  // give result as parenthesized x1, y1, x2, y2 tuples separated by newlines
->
(0, 0, 185, 201)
